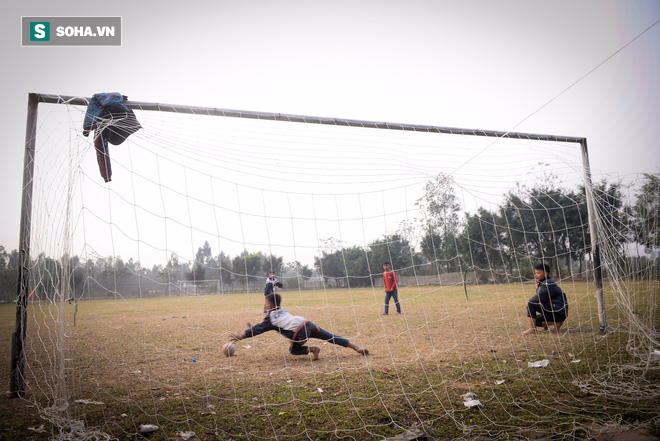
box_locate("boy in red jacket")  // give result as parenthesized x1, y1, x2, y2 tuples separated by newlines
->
(382, 261, 401, 315)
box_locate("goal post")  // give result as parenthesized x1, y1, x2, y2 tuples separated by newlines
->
(580, 138, 607, 333)
(10, 93, 38, 399)
(10, 92, 608, 399)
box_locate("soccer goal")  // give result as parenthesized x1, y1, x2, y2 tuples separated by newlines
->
(177, 280, 221, 295)
(6, 93, 658, 440)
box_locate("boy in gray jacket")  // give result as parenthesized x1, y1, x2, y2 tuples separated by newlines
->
(231, 293, 369, 360)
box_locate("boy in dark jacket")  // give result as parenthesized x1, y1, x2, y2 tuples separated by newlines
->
(231, 293, 369, 360)
(522, 263, 568, 335)
(264, 271, 281, 296)
(263, 271, 282, 313)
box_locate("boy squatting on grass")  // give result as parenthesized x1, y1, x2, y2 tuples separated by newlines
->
(231, 293, 369, 360)
(522, 263, 569, 335)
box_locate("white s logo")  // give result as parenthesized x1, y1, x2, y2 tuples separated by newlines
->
(34, 24, 46, 39)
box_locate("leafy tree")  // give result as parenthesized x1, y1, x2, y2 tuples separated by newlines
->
(160, 253, 181, 283)
(8, 249, 18, 268)
(285, 260, 314, 290)
(191, 241, 213, 280)
(342, 246, 371, 287)
(31, 253, 63, 301)
(231, 250, 264, 291)
(590, 180, 626, 247)
(499, 185, 575, 278)
(564, 189, 589, 277)
(369, 233, 412, 275)
(215, 251, 233, 289)
(76, 258, 97, 299)
(630, 173, 660, 251)
(314, 251, 343, 280)
(62, 254, 85, 299)
(416, 173, 462, 272)
(314, 237, 344, 280)
(416, 173, 461, 233)
(126, 258, 147, 277)
(575, 180, 627, 277)
(243, 253, 262, 276)
(420, 230, 461, 272)
(287, 261, 313, 278)
(0, 247, 18, 302)
(261, 254, 283, 275)
(0, 267, 17, 302)
(458, 207, 505, 273)
(150, 264, 162, 278)
(0, 245, 7, 270)
(527, 186, 575, 277)
(496, 180, 625, 279)
(497, 190, 537, 278)
(314, 245, 371, 287)
(96, 256, 131, 297)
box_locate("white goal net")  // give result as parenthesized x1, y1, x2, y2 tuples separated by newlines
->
(6, 93, 658, 440)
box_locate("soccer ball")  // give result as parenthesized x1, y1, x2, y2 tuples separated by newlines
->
(222, 342, 236, 357)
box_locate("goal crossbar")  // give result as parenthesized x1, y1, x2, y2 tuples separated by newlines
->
(37, 93, 585, 144)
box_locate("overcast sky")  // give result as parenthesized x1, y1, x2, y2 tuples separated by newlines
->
(1, 0, 659, 266)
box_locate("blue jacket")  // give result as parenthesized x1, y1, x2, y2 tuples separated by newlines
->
(536, 277, 568, 312)
(83, 92, 141, 182)
(264, 278, 282, 296)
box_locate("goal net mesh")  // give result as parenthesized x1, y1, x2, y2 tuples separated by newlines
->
(11, 96, 659, 440)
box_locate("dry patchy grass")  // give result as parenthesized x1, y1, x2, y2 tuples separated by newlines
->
(0, 281, 658, 440)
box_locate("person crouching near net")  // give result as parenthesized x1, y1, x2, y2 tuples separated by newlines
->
(231, 293, 369, 360)
(522, 263, 569, 335)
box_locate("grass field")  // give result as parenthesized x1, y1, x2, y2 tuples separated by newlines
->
(1, 280, 658, 440)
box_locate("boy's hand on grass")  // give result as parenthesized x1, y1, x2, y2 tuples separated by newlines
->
(230, 333, 244, 342)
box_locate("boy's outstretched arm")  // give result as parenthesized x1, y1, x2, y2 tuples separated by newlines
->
(232, 320, 277, 342)
(230, 322, 252, 342)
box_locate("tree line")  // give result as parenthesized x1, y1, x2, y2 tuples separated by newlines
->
(0, 173, 657, 302)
